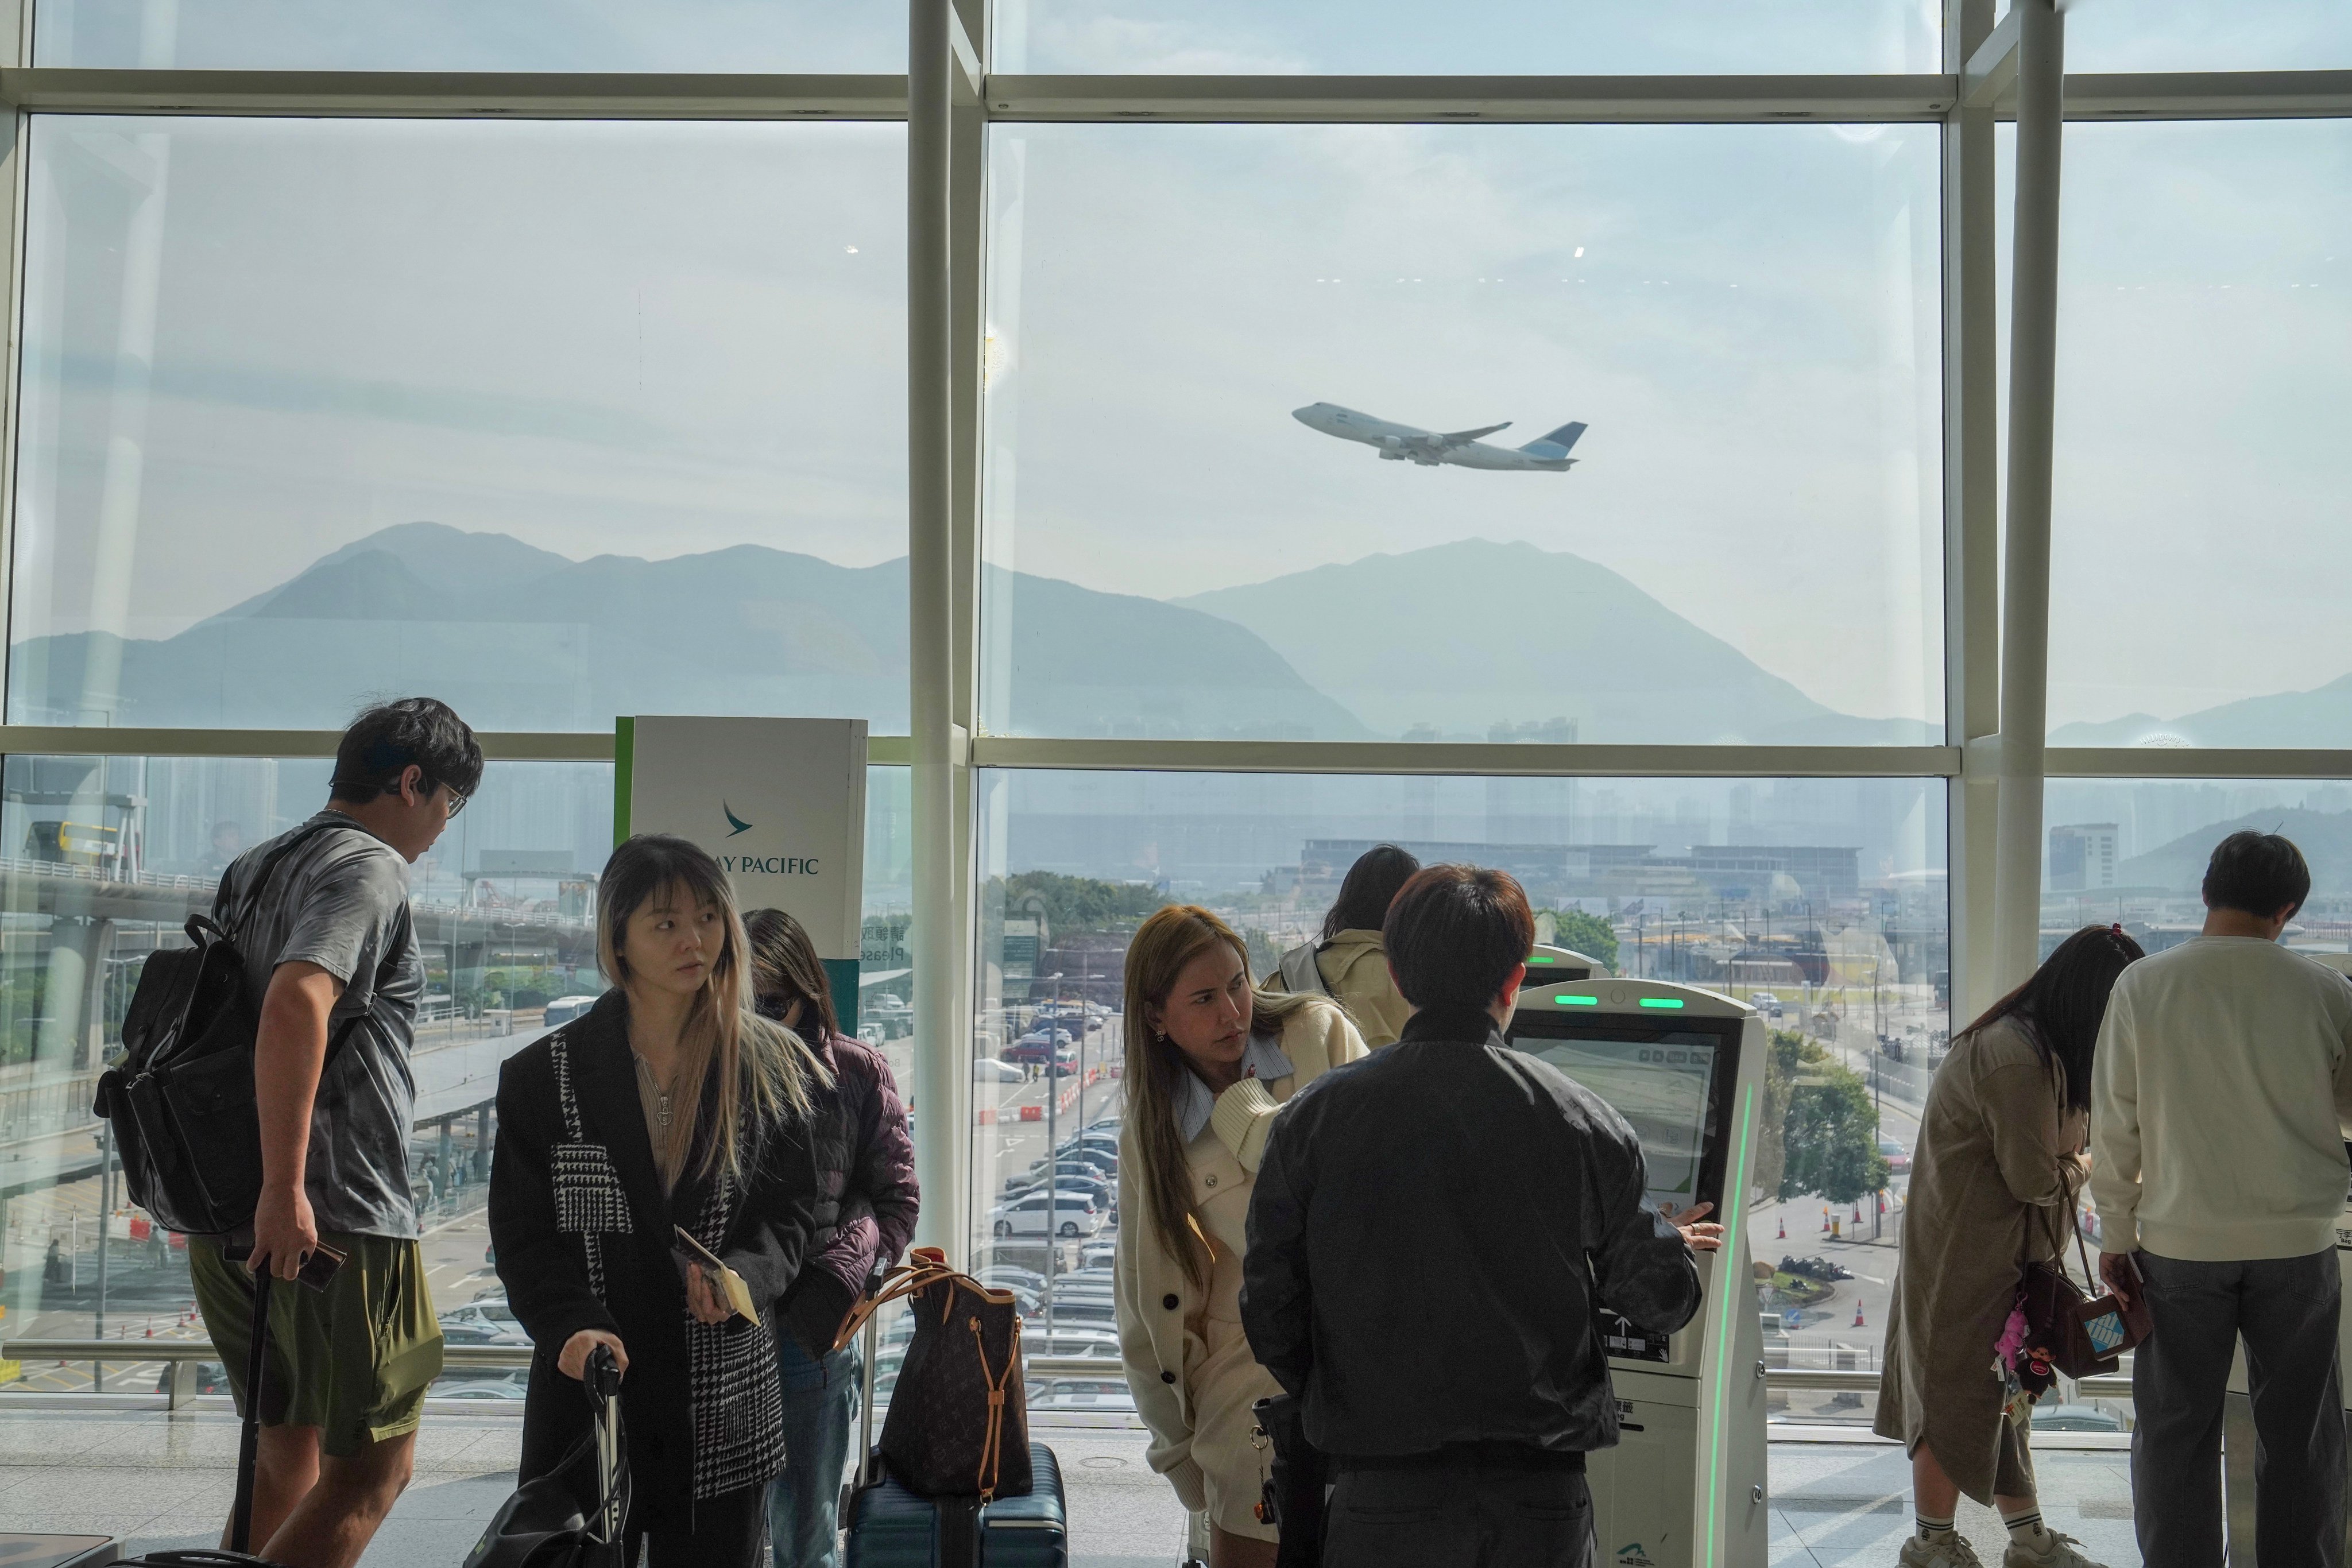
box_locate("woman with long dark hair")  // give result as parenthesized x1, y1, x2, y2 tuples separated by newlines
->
(1875, 924, 2143, 1568)
(490, 835, 830, 1567)
(743, 907, 918, 1568)
(1265, 843, 1419, 1048)
(1115, 905, 1367, 1568)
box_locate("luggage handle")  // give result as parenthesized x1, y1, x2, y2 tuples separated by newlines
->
(585, 1345, 627, 1546)
(229, 1267, 274, 1555)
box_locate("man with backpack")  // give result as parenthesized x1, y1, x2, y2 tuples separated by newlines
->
(186, 698, 482, 1568)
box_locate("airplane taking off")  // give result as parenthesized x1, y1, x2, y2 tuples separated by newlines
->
(1292, 402, 1588, 471)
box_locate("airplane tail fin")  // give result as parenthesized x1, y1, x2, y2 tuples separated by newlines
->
(1521, 421, 1588, 455)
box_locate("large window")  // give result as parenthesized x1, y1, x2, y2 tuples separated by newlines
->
(966, 770, 1949, 1397)
(11, 117, 908, 733)
(981, 125, 1944, 746)
(2045, 121, 2352, 746)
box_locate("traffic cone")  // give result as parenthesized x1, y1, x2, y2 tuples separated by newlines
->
(1821, 1206, 1831, 1233)
(1853, 1299, 1867, 1327)
(1851, 1202, 1863, 1225)
(1777, 1214, 1786, 1240)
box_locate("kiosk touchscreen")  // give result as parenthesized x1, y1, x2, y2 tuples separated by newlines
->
(1506, 975, 1769, 1568)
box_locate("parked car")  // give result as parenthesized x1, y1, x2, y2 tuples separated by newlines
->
(1003, 1173, 1114, 1214)
(542, 995, 601, 1028)
(1877, 1137, 1911, 1175)
(976, 1263, 1048, 1296)
(991, 1190, 1105, 1240)
(440, 1297, 528, 1342)
(974, 1058, 1026, 1085)
(1076, 1242, 1117, 1271)
(1019, 1325, 1122, 1361)
(434, 1372, 532, 1401)
(1001, 1037, 1078, 1068)
(2030, 1403, 2123, 1433)
(1746, 992, 1785, 1020)
(1026, 1376, 1136, 1412)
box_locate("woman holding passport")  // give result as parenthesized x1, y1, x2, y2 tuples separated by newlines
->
(491, 834, 829, 1566)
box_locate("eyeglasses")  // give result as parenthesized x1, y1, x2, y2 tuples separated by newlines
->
(441, 785, 469, 819)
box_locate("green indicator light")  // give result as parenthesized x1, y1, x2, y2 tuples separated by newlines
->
(1527, 955, 1555, 963)
(1556, 994, 1600, 1006)
(1639, 997, 1686, 1009)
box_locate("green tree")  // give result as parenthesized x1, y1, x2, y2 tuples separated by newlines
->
(1549, 909, 1619, 972)
(1769, 1027, 1890, 1205)
(987, 870, 1168, 936)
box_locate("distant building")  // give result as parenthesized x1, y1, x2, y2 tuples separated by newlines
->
(2049, 822, 2119, 892)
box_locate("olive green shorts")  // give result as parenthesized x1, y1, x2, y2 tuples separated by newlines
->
(190, 1232, 446, 1458)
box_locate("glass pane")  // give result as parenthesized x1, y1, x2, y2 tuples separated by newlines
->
(2042, 777, 2352, 933)
(2046, 122, 2352, 746)
(0, 756, 910, 1393)
(2060, 0, 2352, 71)
(968, 769, 1949, 1406)
(11, 117, 907, 733)
(996, 0, 1940, 74)
(981, 125, 1943, 745)
(34, 0, 903, 71)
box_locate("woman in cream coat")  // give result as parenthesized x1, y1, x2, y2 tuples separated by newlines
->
(1115, 904, 1367, 1568)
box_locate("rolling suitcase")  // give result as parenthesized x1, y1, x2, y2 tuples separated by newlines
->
(117, 1265, 280, 1566)
(841, 1308, 1068, 1568)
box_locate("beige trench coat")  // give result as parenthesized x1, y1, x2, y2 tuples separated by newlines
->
(1872, 1016, 2087, 1502)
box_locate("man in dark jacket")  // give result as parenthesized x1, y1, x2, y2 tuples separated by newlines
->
(1243, 864, 1720, 1568)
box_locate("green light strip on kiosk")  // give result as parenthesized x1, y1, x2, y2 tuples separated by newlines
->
(1703, 1083, 1757, 1568)
(1554, 994, 1600, 1006)
(1639, 997, 1685, 1009)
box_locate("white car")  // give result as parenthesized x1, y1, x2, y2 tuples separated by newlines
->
(973, 1058, 1025, 1084)
(989, 1190, 1105, 1240)
(542, 995, 601, 1028)
(439, 1298, 528, 1342)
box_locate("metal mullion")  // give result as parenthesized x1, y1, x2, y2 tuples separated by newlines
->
(968, 737, 1960, 779)
(2046, 748, 2352, 781)
(1945, 0, 2002, 1023)
(2060, 69, 2352, 121)
(0, 725, 916, 765)
(984, 71, 1953, 123)
(0, 67, 909, 119)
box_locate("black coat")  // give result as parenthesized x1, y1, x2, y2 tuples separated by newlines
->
(490, 991, 821, 1527)
(1242, 1004, 1702, 1459)
(780, 1031, 920, 1357)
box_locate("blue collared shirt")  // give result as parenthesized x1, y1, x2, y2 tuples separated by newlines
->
(1174, 1032, 1295, 1144)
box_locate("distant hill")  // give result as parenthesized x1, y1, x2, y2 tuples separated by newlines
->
(2051, 673, 2352, 749)
(1176, 539, 1933, 745)
(8, 522, 1374, 740)
(2119, 806, 2352, 894)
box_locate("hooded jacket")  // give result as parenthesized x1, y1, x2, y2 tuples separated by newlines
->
(1266, 928, 1413, 1050)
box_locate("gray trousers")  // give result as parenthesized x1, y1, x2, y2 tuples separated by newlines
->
(1325, 1465, 1593, 1568)
(2132, 1248, 2346, 1568)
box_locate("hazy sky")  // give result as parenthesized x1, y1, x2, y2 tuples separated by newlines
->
(13, 3, 2349, 737)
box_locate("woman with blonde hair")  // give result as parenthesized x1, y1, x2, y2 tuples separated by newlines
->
(491, 834, 829, 1567)
(1115, 904, 1368, 1568)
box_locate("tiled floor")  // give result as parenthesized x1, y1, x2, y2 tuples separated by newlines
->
(0, 1410, 2145, 1567)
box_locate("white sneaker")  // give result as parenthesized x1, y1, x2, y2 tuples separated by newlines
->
(2003, 1530, 2107, 1568)
(1900, 1532, 1984, 1568)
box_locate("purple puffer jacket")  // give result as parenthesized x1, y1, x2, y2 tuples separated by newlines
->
(780, 1031, 920, 1357)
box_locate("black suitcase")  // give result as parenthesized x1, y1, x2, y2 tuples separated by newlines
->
(840, 1310, 1068, 1568)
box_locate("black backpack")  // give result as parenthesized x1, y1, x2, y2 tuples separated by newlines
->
(94, 819, 366, 1237)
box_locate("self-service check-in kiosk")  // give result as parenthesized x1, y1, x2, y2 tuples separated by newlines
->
(1505, 972, 1769, 1568)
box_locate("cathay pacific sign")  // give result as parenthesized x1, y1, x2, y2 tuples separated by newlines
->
(620, 715, 868, 970)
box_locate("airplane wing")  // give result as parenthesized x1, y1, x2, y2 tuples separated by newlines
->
(1437, 421, 1511, 446)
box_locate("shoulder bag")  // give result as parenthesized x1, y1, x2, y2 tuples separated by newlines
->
(2017, 1187, 2151, 1381)
(834, 1246, 1033, 1501)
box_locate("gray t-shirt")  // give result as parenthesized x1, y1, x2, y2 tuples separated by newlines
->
(215, 810, 423, 1239)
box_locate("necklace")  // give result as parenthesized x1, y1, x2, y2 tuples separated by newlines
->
(632, 1051, 679, 1129)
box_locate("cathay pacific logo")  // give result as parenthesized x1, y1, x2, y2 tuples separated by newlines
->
(722, 802, 753, 837)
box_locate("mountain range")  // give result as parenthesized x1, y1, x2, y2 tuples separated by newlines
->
(11, 524, 1936, 745)
(2049, 677, 2352, 749)
(2118, 806, 2352, 895)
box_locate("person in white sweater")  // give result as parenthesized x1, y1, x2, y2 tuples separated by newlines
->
(2091, 829, 2352, 1568)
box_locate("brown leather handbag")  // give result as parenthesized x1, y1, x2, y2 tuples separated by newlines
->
(2018, 1198, 2150, 1381)
(834, 1247, 1034, 1500)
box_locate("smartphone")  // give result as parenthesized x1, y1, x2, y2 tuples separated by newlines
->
(225, 1240, 347, 1292)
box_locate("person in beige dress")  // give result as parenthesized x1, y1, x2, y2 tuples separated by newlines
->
(1875, 924, 2144, 1568)
(1114, 904, 1367, 1568)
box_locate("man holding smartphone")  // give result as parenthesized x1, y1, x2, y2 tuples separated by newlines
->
(186, 698, 482, 1568)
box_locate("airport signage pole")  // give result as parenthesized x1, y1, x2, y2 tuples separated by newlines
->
(1991, 0, 2066, 992)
